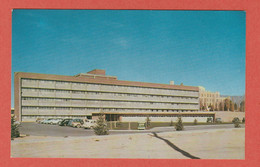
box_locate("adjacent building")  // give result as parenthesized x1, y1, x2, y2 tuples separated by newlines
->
(14, 69, 215, 122)
(199, 86, 227, 111)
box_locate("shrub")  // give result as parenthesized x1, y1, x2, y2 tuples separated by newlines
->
(93, 114, 109, 135)
(175, 117, 184, 131)
(233, 118, 241, 128)
(193, 119, 198, 125)
(11, 116, 20, 140)
(232, 117, 240, 123)
(234, 121, 241, 128)
(242, 117, 245, 123)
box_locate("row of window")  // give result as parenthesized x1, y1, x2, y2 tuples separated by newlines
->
(22, 88, 199, 99)
(21, 106, 197, 112)
(21, 78, 198, 93)
(22, 97, 198, 105)
(22, 115, 87, 119)
(200, 94, 220, 98)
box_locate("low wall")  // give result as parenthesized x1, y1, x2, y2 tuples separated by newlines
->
(215, 111, 245, 122)
(121, 116, 210, 123)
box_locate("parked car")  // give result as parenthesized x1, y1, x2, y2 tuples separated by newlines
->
(39, 119, 46, 124)
(49, 118, 63, 125)
(70, 119, 84, 128)
(41, 118, 49, 124)
(42, 118, 54, 124)
(82, 119, 97, 129)
(67, 119, 73, 127)
(207, 117, 213, 123)
(59, 119, 73, 126)
(36, 118, 44, 123)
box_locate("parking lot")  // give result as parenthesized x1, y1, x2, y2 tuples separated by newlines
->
(19, 122, 152, 137)
(18, 122, 244, 137)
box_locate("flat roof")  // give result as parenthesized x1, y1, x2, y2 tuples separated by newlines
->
(14, 72, 199, 91)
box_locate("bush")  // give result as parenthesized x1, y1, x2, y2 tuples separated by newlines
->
(175, 117, 184, 131)
(11, 116, 20, 140)
(193, 119, 198, 125)
(93, 114, 109, 135)
(242, 117, 245, 123)
(234, 121, 241, 128)
(232, 117, 240, 123)
(233, 118, 241, 128)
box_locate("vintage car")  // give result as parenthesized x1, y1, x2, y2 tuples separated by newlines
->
(82, 119, 97, 129)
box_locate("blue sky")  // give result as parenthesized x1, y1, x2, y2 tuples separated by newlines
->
(11, 10, 246, 107)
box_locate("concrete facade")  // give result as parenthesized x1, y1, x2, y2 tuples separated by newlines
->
(14, 70, 215, 122)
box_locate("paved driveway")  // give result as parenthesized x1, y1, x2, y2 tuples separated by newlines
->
(19, 122, 244, 137)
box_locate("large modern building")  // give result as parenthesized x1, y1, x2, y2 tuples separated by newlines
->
(14, 69, 215, 122)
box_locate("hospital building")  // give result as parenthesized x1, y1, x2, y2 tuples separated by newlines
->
(14, 69, 215, 122)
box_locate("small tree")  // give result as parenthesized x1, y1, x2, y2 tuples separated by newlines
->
(232, 117, 241, 128)
(234, 119, 241, 128)
(175, 116, 184, 131)
(232, 117, 240, 123)
(224, 98, 230, 111)
(11, 116, 20, 140)
(242, 117, 245, 123)
(215, 103, 218, 111)
(93, 114, 109, 135)
(146, 116, 151, 128)
(230, 100, 235, 112)
(193, 119, 198, 125)
(240, 101, 245, 112)
(234, 103, 238, 111)
(219, 102, 224, 111)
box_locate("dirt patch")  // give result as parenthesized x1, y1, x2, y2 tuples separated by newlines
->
(11, 128, 244, 159)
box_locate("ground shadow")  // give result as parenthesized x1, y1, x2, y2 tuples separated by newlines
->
(152, 132, 200, 159)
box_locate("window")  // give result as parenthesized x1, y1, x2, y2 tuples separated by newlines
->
(56, 90, 70, 93)
(72, 91, 84, 94)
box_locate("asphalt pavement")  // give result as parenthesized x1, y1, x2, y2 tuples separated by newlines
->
(18, 122, 244, 137)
